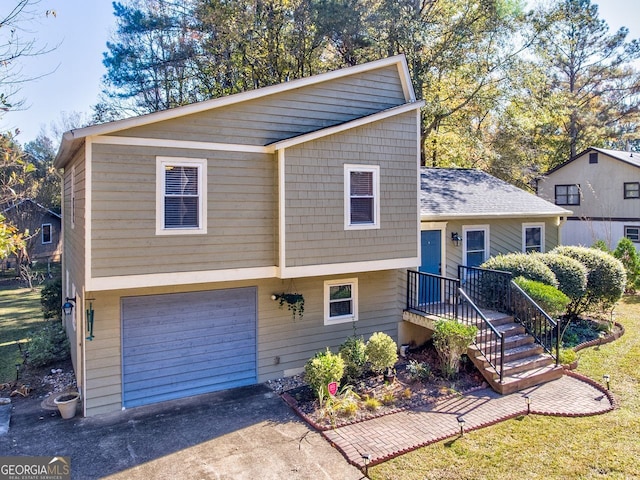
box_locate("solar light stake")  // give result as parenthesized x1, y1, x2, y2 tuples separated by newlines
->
(524, 395, 531, 414)
(362, 453, 371, 476)
(457, 416, 465, 436)
(603, 374, 610, 391)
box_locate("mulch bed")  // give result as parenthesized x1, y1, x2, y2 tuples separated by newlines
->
(281, 342, 486, 430)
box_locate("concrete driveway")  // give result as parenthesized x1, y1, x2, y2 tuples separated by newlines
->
(0, 384, 363, 480)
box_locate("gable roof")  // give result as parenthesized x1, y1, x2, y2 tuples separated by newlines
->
(55, 55, 416, 168)
(420, 168, 572, 220)
(544, 147, 640, 175)
(2, 199, 61, 219)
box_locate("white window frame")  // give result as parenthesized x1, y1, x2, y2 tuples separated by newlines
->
(344, 164, 380, 230)
(41, 223, 52, 244)
(324, 278, 358, 325)
(522, 223, 545, 253)
(156, 157, 207, 235)
(462, 225, 490, 267)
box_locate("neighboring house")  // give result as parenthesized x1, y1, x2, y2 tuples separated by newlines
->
(418, 168, 572, 280)
(54, 55, 424, 416)
(536, 147, 640, 252)
(2, 199, 62, 265)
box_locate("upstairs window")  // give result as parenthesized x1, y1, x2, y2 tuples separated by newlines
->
(589, 152, 598, 164)
(324, 278, 358, 325)
(42, 224, 52, 244)
(555, 184, 580, 205)
(624, 182, 639, 199)
(344, 165, 379, 230)
(156, 157, 207, 235)
(523, 223, 544, 253)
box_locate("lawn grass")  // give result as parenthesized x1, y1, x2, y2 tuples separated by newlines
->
(0, 284, 47, 383)
(370, 294, 640, 480)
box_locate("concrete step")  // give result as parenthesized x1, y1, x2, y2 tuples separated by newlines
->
(473, 343, 544, 369)
(501, 353, 555, 377)
(498, 364, 564, 395)
(494, 323, 526, 337)
(486, 315, 515, 327)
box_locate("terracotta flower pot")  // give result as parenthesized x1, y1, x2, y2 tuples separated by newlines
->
(54, 392, 80, 419)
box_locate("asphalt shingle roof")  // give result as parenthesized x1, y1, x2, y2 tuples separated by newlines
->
(420, 168, 572, 218)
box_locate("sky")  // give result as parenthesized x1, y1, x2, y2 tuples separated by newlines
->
(2, 0, 640, 146)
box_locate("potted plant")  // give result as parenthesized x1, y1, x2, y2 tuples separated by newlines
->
(271, 293, 304, 320)
(54, 392, 80, 419)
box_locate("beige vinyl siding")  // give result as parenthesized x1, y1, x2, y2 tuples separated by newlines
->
(82, 270, 402, 416)
(284, 112, 418, 267)
(90, 142, 277, 278)
(538, 152, 640, 219)
(443, 218, 561, 279)
(62, 150, 86, 387)
(109, 66, 407, 146)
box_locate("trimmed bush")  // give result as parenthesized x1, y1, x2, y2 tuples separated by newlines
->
(304, 348, 344, 399)
(339, 336, 367, 382)
(481, 253, 558, 287)
(365, 332, 398, 374)
(551, 245, 626, 315)
(432, 319, 477, 379)
(534, 253, 588, 300)
(513, 276, 570, 318)
(28, 323, 70, 367)
(41, 277, 62, 320)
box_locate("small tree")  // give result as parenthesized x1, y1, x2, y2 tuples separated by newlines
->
(432, 320, 477, 379)
(365, 332, 398, 375)
(613, 237, 640, 293)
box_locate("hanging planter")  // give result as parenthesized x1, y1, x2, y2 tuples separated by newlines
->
(271, 293, 305, 321)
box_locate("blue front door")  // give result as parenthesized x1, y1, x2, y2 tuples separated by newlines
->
(419, 230, 441, 303)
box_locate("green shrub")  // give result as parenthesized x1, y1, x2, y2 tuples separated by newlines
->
(41, 277, 62, 320)
(304, 348, 345, 399)
(481, 253, 558, 287)
(535, 253, 588, 300)
(513, 276, 570, 318)
(339, 336, 367, 382)
(558, 348, 577, 365)
(405, 359, 432, 382)
(28, 322, 70, 367)
(592, 240, 611, 252)
(551, 245, 626, 315)
(432, 320, 477, 379)
(365, 332, 398, 374)
(613, 237, 640, 293)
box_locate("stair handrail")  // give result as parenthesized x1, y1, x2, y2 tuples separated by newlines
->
(406, 270, 460, 320)
(457, 287, 505, 383)
(509, 280, 560, 364)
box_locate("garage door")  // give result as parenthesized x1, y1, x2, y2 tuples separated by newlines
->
(122, 287, 257, 408)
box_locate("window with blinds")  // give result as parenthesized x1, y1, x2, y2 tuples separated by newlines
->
(156, 157, 207, 235)
(164, 165, 199, 228)
(344, 165, 380, 230)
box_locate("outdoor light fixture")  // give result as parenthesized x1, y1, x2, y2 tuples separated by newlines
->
(603, 374, 611, 391)
(62, 297, 76, 316)
(524, 394, 531, 414)
(361, 453, 371, 476)
(457, 416, 466, 436)
(451, 232, 462, 246)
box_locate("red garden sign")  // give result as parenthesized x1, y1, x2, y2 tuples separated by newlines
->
(327, 381, 338, 396)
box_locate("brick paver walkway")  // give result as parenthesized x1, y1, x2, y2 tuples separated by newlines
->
(321, 373, 614, 468)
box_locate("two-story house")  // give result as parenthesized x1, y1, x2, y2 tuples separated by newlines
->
(536, 147, 640, 252)
(54, 55, 424, 416)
